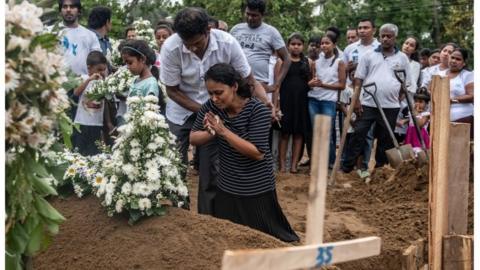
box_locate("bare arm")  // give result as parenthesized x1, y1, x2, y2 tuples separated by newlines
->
(165, 85, 202, 113)
(274, 47, 291, 89)
(205, 112, 264, 160)
(246, 73, 270, 106)
(452, 82, 474, 103)
(190, 130, 214, 146)
(74, 73, 101, 96)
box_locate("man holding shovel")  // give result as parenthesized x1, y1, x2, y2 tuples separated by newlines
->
(341, 23, 411, 173)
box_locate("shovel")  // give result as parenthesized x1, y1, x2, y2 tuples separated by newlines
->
(362, 83, 415, 168)
(393, 70, 429, 165)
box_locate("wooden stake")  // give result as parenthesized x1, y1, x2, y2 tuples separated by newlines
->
(428, 75, 451, 270)
(222, 236, 381, 270)
(330, 86, 362, 185)
(306, 115, 331, 244)
(402, 238, 426, 270)
(447, 122, 471, 234)
(443, 235, 473, 270)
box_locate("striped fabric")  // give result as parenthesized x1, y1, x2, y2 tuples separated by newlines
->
(192, 98, 275, 196)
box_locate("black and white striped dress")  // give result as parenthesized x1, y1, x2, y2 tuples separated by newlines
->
(192, 98, 299, 242)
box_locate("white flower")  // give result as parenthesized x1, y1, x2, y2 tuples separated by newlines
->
(144, 95, 158, 104)
(177, 185, 188, 197)
(73, 185, 84, 198)
(126, 96, 141, 105)
(121, 182, 132, 195)
(146, 166, 160, 182)
(130, 147, 141, 161)
(109, 175, 118, 185)
(154, 136, 165, 146)
(105, 193, 113, 206)
(138, 198, 152, 211)
(122, 163, 137, 180)
(106, 183, 116, 194)
(6, 1, 44, 34)
(157, 156, 171, 167)
(130, 139, 140, 148)
(93, 173, 107, 187)
(132, 182, 151, 196)
(7, 35, 30, 52)
(115, 199, 124, 213)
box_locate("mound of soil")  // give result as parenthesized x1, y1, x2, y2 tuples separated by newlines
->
(35, 161, 473, 270)
(33, 196, 289, 270)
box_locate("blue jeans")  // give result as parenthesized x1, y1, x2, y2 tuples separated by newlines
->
(308, 98, 336, 167)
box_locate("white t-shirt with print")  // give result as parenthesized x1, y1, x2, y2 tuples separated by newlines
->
(60, 25, 102, 76)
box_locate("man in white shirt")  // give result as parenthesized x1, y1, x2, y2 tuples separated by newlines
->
(59, 0, 102, 76)
(230, 0, 291, 94)
(341, 18, 380, 177)
(346, 28, 359, 45)
(160, 7, 268, 215)
(342, 23, 411, 172)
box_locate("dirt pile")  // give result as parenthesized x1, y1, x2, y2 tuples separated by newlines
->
(33, 196, 289, 270)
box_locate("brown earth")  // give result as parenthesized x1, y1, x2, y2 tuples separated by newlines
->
(34, 161, 473, 270)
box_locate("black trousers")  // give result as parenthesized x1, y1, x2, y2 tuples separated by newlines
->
(342, 106, 399, 172)
(167, 114, 218, 215)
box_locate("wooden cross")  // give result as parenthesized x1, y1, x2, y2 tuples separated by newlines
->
(222, 115, 382, 270)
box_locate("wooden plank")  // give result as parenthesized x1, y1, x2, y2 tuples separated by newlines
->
(401, 244, 417, 270)
(447, 122, 471, 234)
(306, 115, 331, 244)
(330, 85, 362, 185)
(443, 235, 473, 270)
(402, 238, 426, 270)
(428, 75, 451, 270)
(221, 236, 381, 270)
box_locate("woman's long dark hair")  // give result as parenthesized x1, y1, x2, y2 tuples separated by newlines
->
(287, 32, 311, 81)
(204, 63, 252, 98)
(320, 33, 339, 67)
(121, 39, 159, 80)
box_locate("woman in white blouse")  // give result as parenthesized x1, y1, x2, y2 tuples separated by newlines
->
(447, 48, 474, 137)
(401, 36, 421, 93)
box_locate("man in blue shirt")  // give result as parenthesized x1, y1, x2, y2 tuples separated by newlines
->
(88, 6, 112, 57)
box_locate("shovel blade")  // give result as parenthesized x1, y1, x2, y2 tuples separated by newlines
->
(385, 145, 415, 169)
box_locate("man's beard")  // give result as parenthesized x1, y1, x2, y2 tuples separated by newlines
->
(63, 15, 78, 26)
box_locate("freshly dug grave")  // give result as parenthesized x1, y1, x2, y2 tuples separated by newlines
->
(34, 161, 473, 270)
(33, 196, 290, 270)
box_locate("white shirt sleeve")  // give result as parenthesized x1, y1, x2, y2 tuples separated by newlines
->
(160, 46, 181, 87)
(229, 39, 252, 79)
(354, 51, 369, 80)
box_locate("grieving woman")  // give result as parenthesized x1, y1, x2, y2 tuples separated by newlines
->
(190, 63, 299, 242)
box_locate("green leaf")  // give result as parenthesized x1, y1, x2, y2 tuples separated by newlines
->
(43, 218, 61, 234)
(25, 223, 46, 255)
(128, 209, 143, 225)
(58, 113, 74, 148)
(34, 197, 66, 223)
(31, 174, 58, 196)
(130, 200, 139, 210)
(24, 152, 49, 178)
(153, 206, 167, 216)
(7, 224, 29, 254)
(5, 251, 23, 270)
(30, 33, 58, 50)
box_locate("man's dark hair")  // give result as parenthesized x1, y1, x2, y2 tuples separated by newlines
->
(208, 16, 219, 28)
(245, 0, 266, 15)
(174, 7, 209, 40)
(124, 26, 135, 38)
(58, 0, 82, 12)
(86, 50, 107, 66)
(358, 18, 375, 28)
(308, 36, 321, 45)
(419, 48, 431, 58)
(347, 28, 358, 34)
(88, 6, 111, 29)
(326, 26, 341, 39)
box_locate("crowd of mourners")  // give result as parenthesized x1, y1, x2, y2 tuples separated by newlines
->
(59, 0, 474, 242)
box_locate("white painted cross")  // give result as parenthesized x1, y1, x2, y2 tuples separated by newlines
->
(221, 115, 382, 270)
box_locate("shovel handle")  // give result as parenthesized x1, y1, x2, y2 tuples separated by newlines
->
(362, 84, 401, 149)
(329, 86, 362, 184)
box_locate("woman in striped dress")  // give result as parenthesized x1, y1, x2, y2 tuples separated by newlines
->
(190, 63, 299, 242)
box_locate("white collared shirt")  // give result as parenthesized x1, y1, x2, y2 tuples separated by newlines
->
(160, 29, 251, 125)
(355, 47, 411, 108)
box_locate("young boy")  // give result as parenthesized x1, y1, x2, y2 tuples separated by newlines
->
(72, 51, 109, 155)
